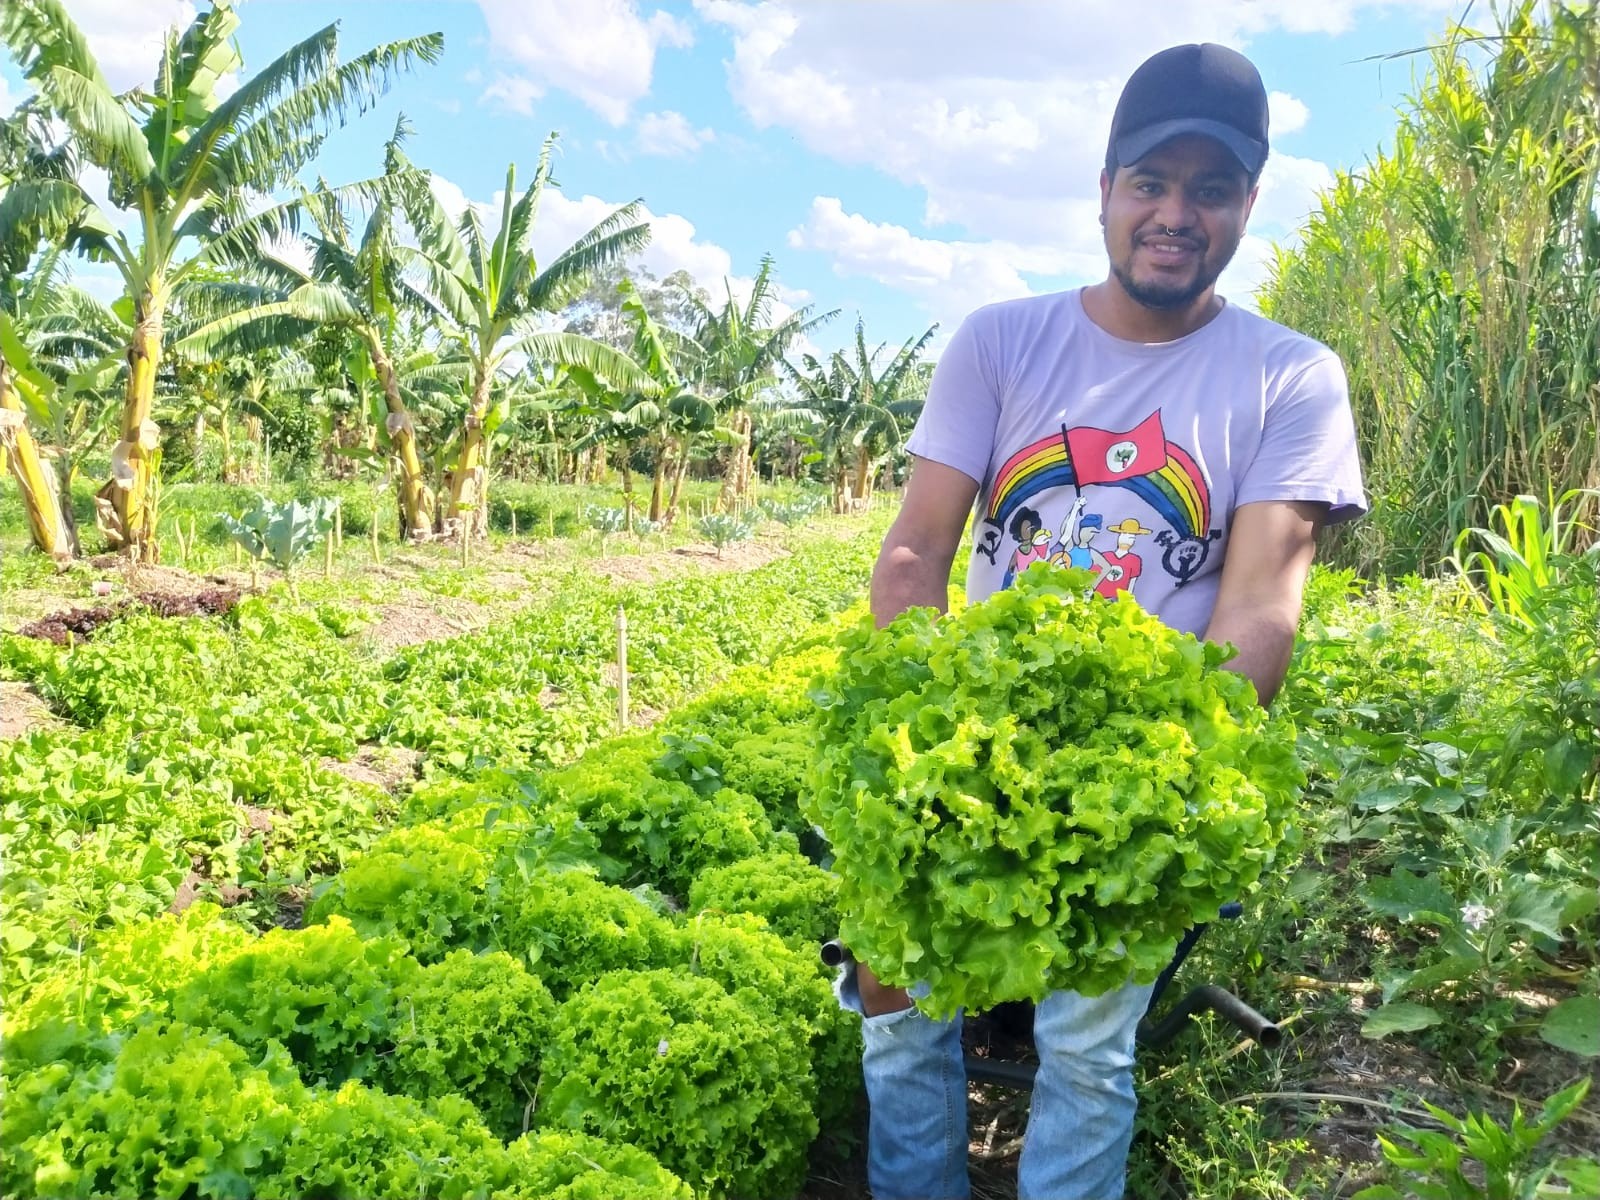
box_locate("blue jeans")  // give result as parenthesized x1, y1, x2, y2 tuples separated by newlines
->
(839, 966, 1154, 1200)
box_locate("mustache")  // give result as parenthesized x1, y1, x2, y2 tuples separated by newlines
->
(1139, 227, 1205, 248)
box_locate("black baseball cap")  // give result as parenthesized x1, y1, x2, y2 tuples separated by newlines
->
(1106, 43, 1269, 175)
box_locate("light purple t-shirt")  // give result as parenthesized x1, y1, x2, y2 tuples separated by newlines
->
(906, 287, 1367, 637)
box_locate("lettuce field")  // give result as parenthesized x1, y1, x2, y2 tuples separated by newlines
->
(1, 501, 1596, 1200)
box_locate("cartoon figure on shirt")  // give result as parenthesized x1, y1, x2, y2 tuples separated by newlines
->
(1046, 496, 1122, 589)
(1095, 517, 1152, 599)
(1002, 506, 1053, 588)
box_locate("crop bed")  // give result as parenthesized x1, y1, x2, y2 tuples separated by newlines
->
(2, 534, 1596, 1199)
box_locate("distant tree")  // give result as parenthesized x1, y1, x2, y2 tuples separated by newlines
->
(0, 0, 441, 556)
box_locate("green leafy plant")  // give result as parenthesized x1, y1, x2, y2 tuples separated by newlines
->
(384, 949, 557, 1138)
(807, 564, 1305, 1017)
(495, 868, 677, 998)
(541, 967, 818, 1199)
(253, 1081, 506, 1200)
(218, 495, 337, 598)
(1447, 490, 1600, 628)
(1, 1023, 307, 1200)
(171, 917, 417, 1086)
(496, 1130, 694, 1200)
(688, 851, 840, 948)
(1359, 831, 1597, 1049)
(695, 512, 756, 558)
(1354, 1079, 1600, 1200)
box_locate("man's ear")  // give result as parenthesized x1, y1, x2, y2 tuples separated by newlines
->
(1243, 183, 1260, 226)
(1099, 167, 1112, 215)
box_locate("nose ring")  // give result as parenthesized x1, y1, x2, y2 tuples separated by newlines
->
(1161, 225, 1179, 237)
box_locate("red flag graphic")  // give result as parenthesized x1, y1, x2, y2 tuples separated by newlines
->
(1065, 411, 1166, 487)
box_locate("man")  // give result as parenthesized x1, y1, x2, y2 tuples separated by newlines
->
(844, 42, 1367, 1200)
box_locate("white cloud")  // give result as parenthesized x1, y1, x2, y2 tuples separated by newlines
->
(56, 0, 197, 92)
(425, 171, 805, 331)
(787, 197, 1109, 330)
(1250, 151, 1336, 232)
(475, 0, 693, 125)
(481, 76, 543, 116)
(693, 0, 1451, 248)
(636, 111, 715, 157)
(1216, 233, 1280, 311)
(1269, 91, 1309, 136)
(0, 75, 20, 117)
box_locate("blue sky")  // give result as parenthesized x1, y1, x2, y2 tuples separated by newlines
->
(4, 0, 1473, 358)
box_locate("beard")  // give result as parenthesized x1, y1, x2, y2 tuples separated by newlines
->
(1109, 234, 1240, 310)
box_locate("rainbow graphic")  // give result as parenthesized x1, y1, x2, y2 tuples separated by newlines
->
(984, 424, 1212, 537)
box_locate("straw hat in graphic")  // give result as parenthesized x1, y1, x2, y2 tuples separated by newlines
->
(1106, 518, 1152, 536)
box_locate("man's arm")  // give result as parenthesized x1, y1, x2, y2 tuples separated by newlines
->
(1201, 499, 1326, 707)
(870, 457, 980, 629)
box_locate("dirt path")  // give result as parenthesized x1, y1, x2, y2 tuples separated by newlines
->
(0, 516, 883, 659)
(0, 681, 63, 739)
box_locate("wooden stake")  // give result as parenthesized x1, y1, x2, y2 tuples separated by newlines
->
(510, 509, 517, 538)
(324, 530, 333, 578)
(615, 604, 629, 732)
(334, 500, 343, 549)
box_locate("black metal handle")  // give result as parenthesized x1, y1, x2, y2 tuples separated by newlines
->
(1137, 984, 1282, 1050)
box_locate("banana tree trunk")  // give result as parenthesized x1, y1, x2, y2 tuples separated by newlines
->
(446, 363, 492, 539)
(649, 435, 668, 522)
(666, 435, 693, 526)
(853, 443, 872, 502)
(620, 458, 634, 532)
(363, 330, 435, 541)
(0, 365, 78, 559)
(242, 415, 263, 484)
(95, 287, 165, 558)
(716, 410, 752, 511)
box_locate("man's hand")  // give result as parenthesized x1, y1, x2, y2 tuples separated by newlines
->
(1202, 499, 1326, 707)
(871, 456, 980, 629)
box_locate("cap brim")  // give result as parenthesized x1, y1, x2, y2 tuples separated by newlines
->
(1114, 117, 1266, 174)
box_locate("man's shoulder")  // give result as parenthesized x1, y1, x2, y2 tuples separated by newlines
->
(961, 288, 1083, 337)
(1218, 303, 1339, 373)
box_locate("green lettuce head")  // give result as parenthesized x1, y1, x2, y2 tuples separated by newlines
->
(806, 564, 1304, 1018)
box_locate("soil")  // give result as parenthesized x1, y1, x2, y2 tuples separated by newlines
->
(319, 745, 423, 793)
(0, 681, 63, 738)
(363, 600, 489, 655)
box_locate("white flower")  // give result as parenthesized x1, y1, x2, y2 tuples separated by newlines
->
(1460, 903, 1493, 930)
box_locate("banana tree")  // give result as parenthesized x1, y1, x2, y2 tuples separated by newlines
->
(681, 255, 836, 508)
(395, 136, 658, 537)
(0, 0, 442, 557)
(0, 251, 126, 557)
(781, 319, 935, 509)
(175, 121, 449, 538)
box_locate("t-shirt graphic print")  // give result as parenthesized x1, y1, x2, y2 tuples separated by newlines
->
(906, 288, 1368, 639)
(983, 410, 1216, 599)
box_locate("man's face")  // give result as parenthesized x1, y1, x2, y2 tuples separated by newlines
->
(1099, 134, 1257, 311)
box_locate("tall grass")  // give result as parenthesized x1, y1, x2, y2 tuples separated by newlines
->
(1261, 2, 1600, 576)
